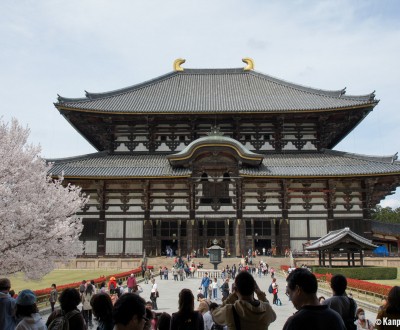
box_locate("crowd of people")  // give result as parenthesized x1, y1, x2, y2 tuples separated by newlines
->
(1, 261, 400, 330)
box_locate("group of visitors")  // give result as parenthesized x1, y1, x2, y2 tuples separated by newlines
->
(3, 260, 400, 330)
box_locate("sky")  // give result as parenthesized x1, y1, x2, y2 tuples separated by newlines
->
(1, 0, 400, 207)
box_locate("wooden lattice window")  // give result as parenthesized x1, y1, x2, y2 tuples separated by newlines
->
(200, 173, 231, 204)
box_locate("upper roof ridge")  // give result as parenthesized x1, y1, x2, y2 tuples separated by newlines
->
(326, 149, 399, 164)
(56, 67, 377, 104)
(57, 71, 178, 103)
(46, 150, 109, 164)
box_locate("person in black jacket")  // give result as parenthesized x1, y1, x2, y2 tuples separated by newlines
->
(283, 268, 345, 330)
(171, 289, 204, 330)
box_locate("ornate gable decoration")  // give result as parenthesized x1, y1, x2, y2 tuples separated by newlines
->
(166, 126, 264, 168)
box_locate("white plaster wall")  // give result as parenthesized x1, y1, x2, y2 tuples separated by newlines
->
(309, 219, 327, 237)
(290, 220, 307, 237)
(84, 241, 97, 254)
(126, 221, 143, 238)
(106, 241, 123, 254)
(106, 221, 124, 238)
(125, 241, 143, 254)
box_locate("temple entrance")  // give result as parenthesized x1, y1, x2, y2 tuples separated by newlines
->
(255, 239, 271, 254)
(161, 240, 178, 256)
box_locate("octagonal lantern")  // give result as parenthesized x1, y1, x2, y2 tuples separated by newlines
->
(208, 239, 224, 270)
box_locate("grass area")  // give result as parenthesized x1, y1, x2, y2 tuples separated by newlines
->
(7, 269, 118, 293)
(365, 268, 400, 287)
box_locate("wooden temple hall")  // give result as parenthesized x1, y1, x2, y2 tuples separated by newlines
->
(49, 58, 400, 258)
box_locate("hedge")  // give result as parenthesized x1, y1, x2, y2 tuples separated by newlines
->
(311, 266, 397, 280)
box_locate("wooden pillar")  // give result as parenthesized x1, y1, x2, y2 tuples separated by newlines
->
(322, 250, 326, 266)
(351, 252, 355, 266)
(156, 220, 161, 256)
(397, 240, 400, 257)
(225, 219, 230, 257)
(235, 219, 242, 257)
(177, 220, 181, 257)
(203, 219, 207, 257)
(187, 220, 193, 256)
(319, 250, 322, 266)
(360, 249, 364, 266)
(347, 253, 351, 267)
(96, 180, 106, 256)
(235, 178, 243, 257)
(251, 218, 255, 253)
(271, 219, 276, 253)
(328, 250, 332, 268)
(143, 220, 153, 257)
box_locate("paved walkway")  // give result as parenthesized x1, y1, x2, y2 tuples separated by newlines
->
(144, 272, 377, 329)
(42, 271, 377, 329)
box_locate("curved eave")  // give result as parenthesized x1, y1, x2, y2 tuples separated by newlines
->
(306, 243, 377, 251)
(49, 175, 191, 180)
(241, 171, 400, 179)
(167, 142, 263, 166)
(51, 171, 400, 180)
(55, 105, 103, 151)
(55, 102, 378, 116)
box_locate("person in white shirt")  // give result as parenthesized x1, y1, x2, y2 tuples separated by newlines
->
(150, 278, 158, 310)
(212, 278, 219, 300)
(203, 302, 220, 330)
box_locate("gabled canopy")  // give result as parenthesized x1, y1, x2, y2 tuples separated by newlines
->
(166, 127, 264, 167)
(306, 227, 377, 251)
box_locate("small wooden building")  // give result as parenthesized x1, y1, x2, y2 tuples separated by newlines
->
(305, 227, 377, 267)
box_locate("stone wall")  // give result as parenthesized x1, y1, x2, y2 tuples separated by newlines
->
(55, 258, 142, 270)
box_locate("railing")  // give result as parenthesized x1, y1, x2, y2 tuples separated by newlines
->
(34, 266, 152, 308)
(197, 269, 222, 279)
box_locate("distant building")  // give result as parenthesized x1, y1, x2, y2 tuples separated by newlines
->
(49, 58, 400, 257)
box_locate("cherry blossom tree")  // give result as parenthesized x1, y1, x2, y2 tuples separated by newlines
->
(0, 118, 89, 279)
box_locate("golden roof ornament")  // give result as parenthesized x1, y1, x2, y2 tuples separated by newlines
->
(242, 57, 254, 71)
(174, 58, 186, 72)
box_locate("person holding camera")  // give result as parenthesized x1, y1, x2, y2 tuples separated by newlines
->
(212, 272, 276, 329)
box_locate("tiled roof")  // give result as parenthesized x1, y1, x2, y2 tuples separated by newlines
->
(55, 68, 377, 113)
(306, 227, 377, 250)
(370, 220, 400, 236)
(241, 150, 400, 176)
(48, 149, 400, 178)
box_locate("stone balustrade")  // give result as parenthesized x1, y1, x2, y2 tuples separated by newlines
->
(197, 269, 222, 279)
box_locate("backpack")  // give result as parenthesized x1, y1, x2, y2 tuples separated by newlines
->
(268, 283, 273, 294)
(275, 298, 282, 306)
(342, 297, 357, 330)
(47, 310, 80, 330)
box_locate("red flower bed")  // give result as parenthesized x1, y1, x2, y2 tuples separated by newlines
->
(283, 267, 392, 297)
(33, 266, 153, 297)
(314, 272, 391, 296)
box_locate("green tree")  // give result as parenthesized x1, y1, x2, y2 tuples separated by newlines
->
(371, 205, 400, 223)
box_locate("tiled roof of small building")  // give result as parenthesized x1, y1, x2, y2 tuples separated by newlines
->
(48, 149, 400, 178)
(306, 227, 377, 250)
(370, 220, 400, 236)
(55, 68, 377, 113)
